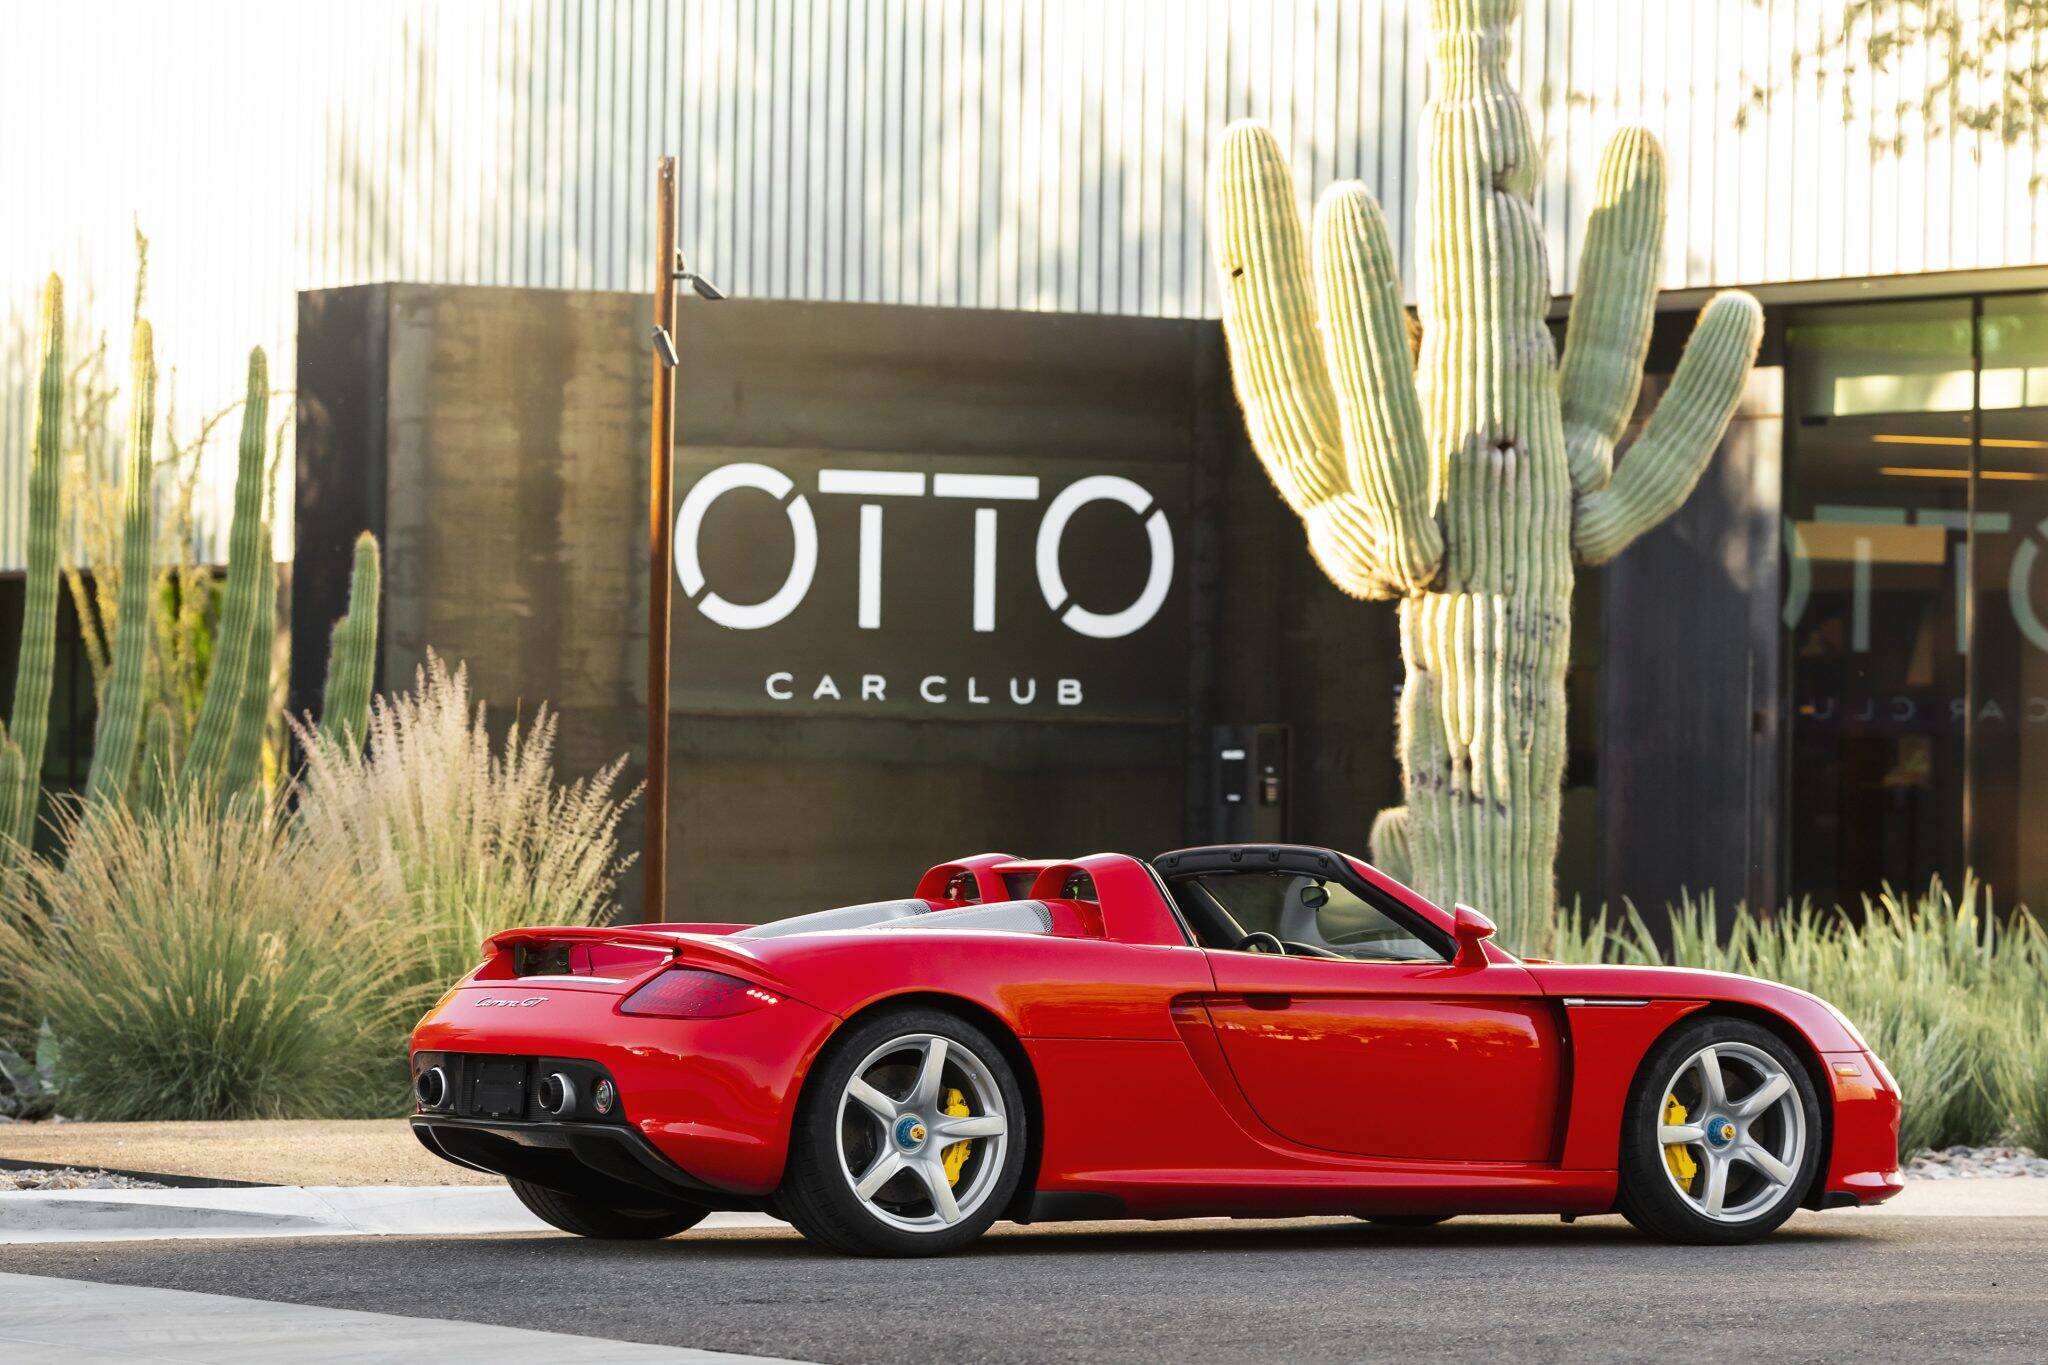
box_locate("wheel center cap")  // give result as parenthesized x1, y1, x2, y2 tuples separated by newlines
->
(893, 1114, 928, 1152)
(1705, 1116, 1737, 1149)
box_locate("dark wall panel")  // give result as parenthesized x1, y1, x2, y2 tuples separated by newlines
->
(299, 286, 1237, 922)
(292, 286, 390, 721)
(1600, 367, 1785, 923)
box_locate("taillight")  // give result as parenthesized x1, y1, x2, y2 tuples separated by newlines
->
(619, 968, 780, 1018)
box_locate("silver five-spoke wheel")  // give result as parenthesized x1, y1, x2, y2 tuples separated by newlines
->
(834, 1032, 1011, 1232)
(1656, 1041, 1806, 1223)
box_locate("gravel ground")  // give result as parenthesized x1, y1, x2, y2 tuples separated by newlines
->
(0, 1166, 167, 1192)
(0, 1120, 494, 1187)
(1907, 1145, 2048, 1179)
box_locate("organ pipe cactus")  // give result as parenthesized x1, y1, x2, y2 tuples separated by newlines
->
(318, 533, 381, 749)
(4, 277, 384, 824)
(1208, 0, 1763, 946)
(84, 322, 158, 804)
(0, 278, 65, 854)
(179, 349, 269, 797)
(220, 544, 276, 795)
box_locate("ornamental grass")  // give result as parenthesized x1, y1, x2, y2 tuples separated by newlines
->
(0, 653, 636, 1121)
(0, 794, 414, 1120)
(1558, 878, 2048, 1156)
(291, 650, 636, 1009)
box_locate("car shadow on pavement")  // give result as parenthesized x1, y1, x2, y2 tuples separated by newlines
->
(962, 1216, 1871, 1257)
(458, 1213, 1872, 1262)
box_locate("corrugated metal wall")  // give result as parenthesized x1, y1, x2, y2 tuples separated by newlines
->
(6, 0, 2048, 566)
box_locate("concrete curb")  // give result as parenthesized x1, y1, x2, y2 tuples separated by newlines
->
(0, 1184, 784, 1244)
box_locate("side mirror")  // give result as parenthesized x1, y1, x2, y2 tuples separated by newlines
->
(1452, 903, 1496, 968)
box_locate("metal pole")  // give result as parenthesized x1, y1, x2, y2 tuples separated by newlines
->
(645, 156, 678, 923)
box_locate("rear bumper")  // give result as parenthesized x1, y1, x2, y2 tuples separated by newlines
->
(411, 1115, 767, 1211)
(410, 979, 840, 1195)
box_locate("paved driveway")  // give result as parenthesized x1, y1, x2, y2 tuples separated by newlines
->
(4, 1213, 2045, 1363)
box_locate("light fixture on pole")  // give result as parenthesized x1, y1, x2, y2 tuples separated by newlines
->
(644, 161, 726, 924)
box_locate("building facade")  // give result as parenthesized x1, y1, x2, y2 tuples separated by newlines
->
(6, 1, 2048, 920)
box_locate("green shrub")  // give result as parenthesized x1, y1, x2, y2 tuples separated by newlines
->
(1996, 1004, 2048, 1154)
(0, 796, 413, 1120)
(1556, 878, 2047, 1155)
(291, 651, 636, 1004)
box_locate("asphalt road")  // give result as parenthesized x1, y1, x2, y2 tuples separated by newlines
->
(5, 1213, 2044, 1363)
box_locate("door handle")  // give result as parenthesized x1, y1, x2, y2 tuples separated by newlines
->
(1243, 992, 1291, 1010)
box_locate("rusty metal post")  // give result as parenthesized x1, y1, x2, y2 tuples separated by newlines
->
(645, 156, 678, 923)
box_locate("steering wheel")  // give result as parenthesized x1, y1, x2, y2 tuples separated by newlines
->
(1278, 938, 1345, 960)
(1238, 931, 1286, 954)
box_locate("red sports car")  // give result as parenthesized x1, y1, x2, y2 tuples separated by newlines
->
(410, 844, 1903, 1256)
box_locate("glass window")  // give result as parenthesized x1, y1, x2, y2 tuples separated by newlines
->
(1970, 295, 2048, 915)
(1784, 293, 2048, 915)
(1180, 871, 1443, 962)
(1784, 299, 1974, 908)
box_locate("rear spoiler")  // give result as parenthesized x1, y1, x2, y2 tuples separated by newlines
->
(483, 924, 782, 985)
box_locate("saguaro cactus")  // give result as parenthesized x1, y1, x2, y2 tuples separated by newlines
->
(0, 277, 65, 853)
(84, 321, 158, 804)
(1209, 0, 1762, 946)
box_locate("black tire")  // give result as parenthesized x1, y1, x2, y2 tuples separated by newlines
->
(1360, 1214, 1454, 1228)
(508, 1178, 708, 1240)
(1615, 1015, 1823, 1246)
(778, 1007, 1029, 1257)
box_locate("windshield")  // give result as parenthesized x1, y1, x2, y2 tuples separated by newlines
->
(1188, 871, 1443, 962)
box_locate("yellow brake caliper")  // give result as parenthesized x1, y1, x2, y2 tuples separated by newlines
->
(941, 1086, 973, 1185)
(1663, 1095, 1698, 1192)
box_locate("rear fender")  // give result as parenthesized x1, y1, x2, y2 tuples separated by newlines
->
(808, 989, 1049, 1220)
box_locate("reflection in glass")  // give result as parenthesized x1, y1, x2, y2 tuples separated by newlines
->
(1972, 297, 2048, 915)
(1784, 295, 2048, 916)
(1784, 300, 1972, 908)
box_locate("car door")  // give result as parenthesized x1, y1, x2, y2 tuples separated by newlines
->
(1203, 952, 1565, 1162)
(1179, 868, 1566, 1164)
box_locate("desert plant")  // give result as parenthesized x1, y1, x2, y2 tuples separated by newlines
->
(0, 1029, 60, 1121)
(179, 349, 270, 797)
(82, 321, 157, 803)
(0, 277, 65, 858)
(20, 268, 382, 815)
(1569, 878, 2048, 1155)
(57, 228, 145, 696)
(56, 232, 233, 741)
(1996, 1003, 2048, 1155)
(291, 652, 636, 998)
(0, 795, 414, 1120)
(1208, 0, 1762, 946)
(318, 534, 381, 749)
